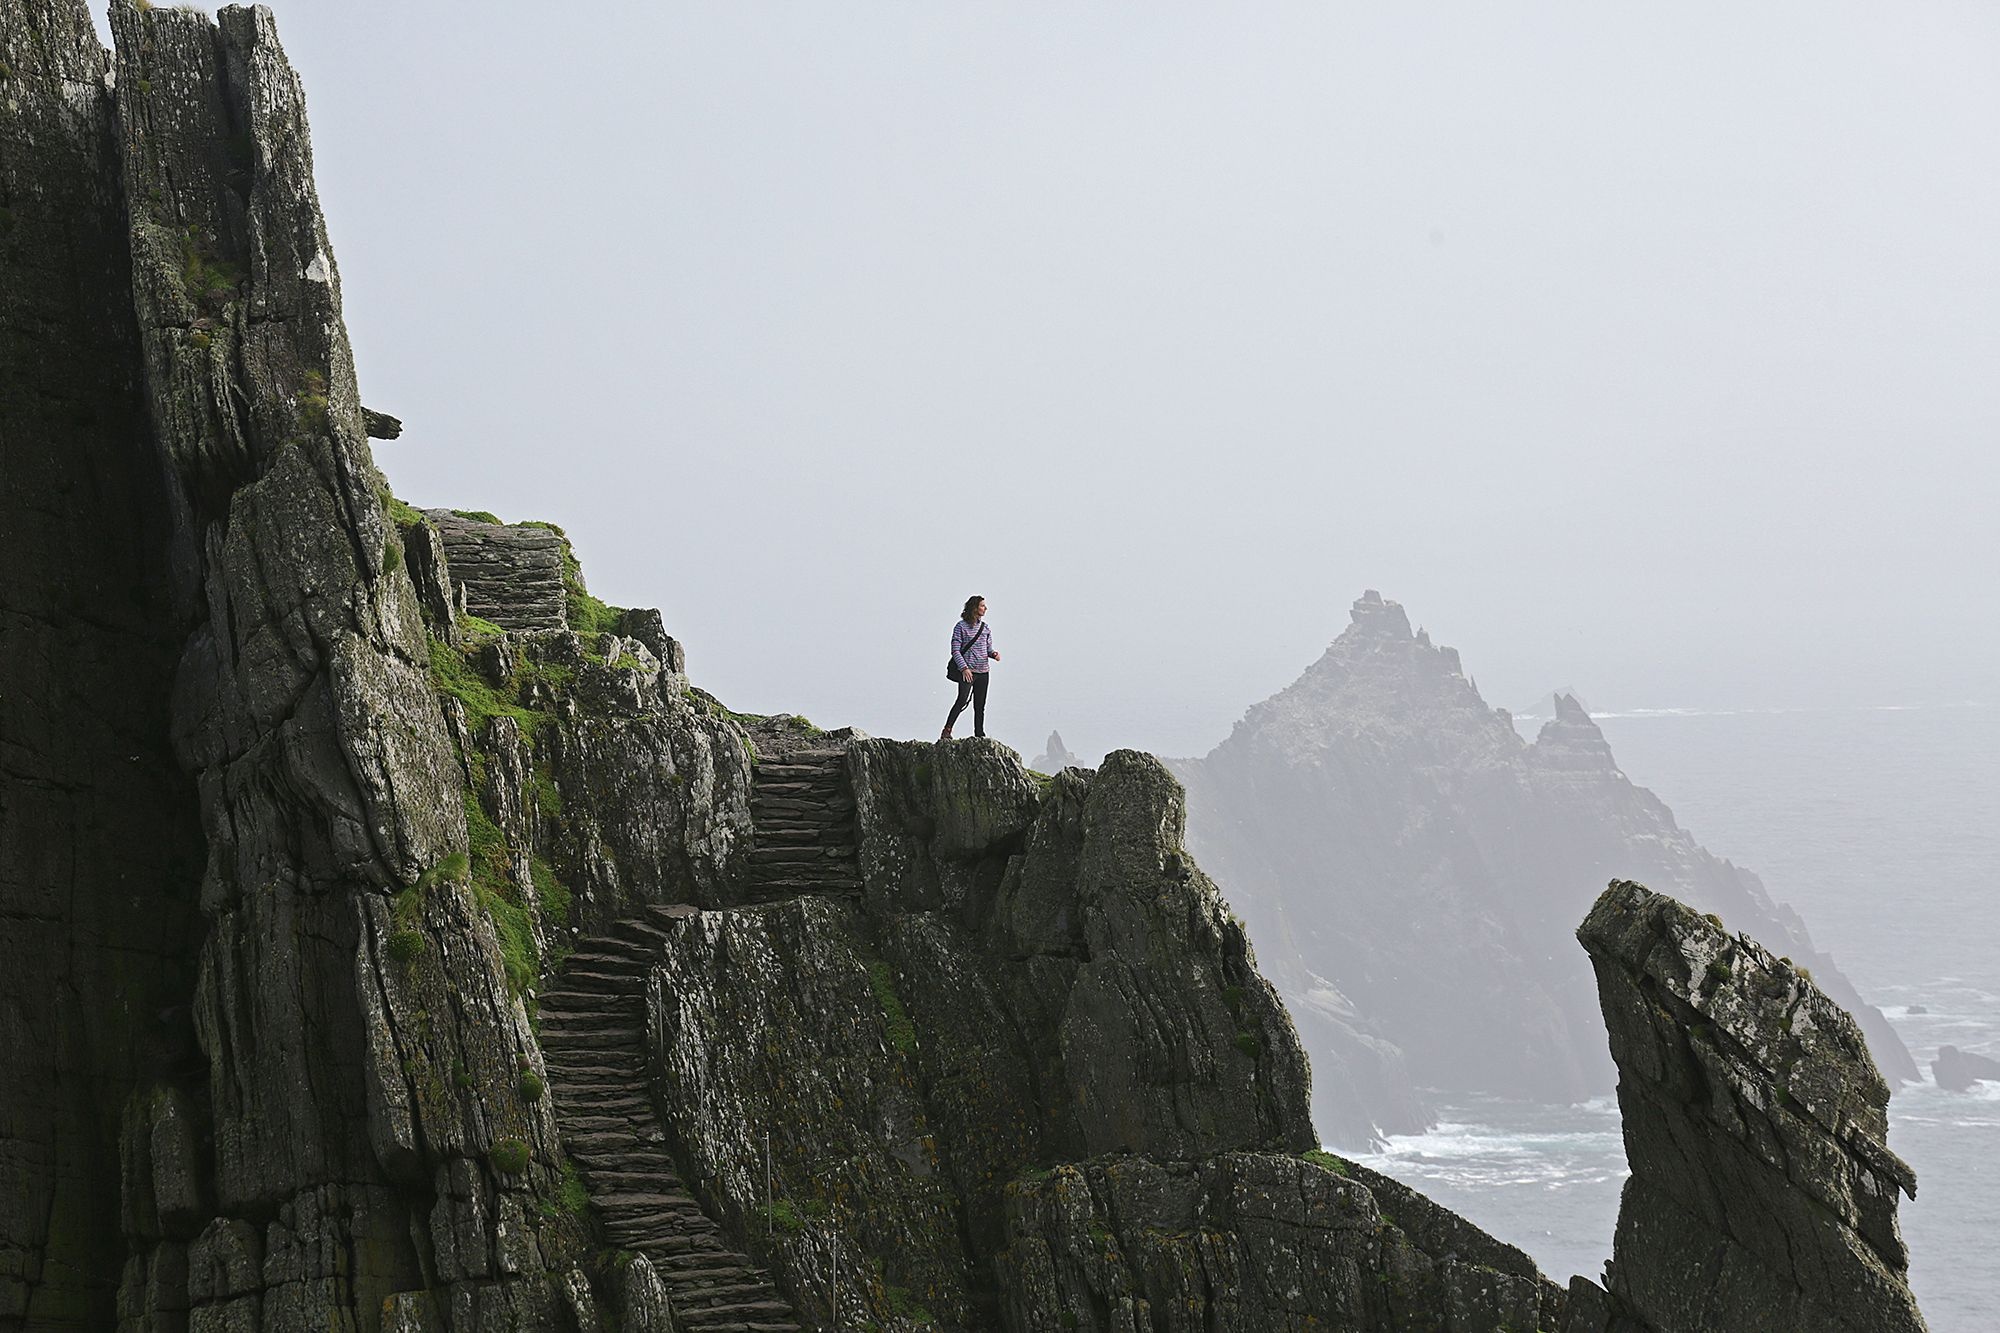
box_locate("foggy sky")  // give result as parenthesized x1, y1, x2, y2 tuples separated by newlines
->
(112, 3, 2000, 761)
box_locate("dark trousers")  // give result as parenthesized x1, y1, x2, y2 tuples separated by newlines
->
(946, 670, 990, 737)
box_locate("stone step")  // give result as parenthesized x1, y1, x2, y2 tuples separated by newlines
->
(538, 991, 641, 1013)
(744, 879, 861, 895)
(745, 845, 857, 863)
(750, 826, 848, 844)
(676, 1300, 799, 1325)
(594, 1188, 707, 1210)
(568, 936, 655, 962)
(750, 796, 854, 815)
(560, 956, 652, 976)
(546, 1065, 646, 1085)
(538, 1013, 642, 1033)
(558, 968, 647, 990)
(552, 1091, 651, 1112)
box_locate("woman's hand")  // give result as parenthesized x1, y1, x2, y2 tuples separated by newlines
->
(988, 650, 1000, 661)
(961, 669, 973, 683)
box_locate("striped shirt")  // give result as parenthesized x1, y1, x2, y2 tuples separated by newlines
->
(950, 618, 994, 672)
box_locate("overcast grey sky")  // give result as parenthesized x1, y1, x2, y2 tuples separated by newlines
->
(122, 3, 2000, 759)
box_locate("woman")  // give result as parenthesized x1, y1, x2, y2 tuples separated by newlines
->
(941, 595, 1000, 740)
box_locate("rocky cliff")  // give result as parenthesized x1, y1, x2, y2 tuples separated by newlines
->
(1173, 591, 1915, 1145)
(1571, 881, 1927, 1333)
(0, 6, 1931, 1332)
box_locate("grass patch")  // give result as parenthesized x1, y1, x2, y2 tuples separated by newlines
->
(1233, 1031, 1260, 1060)
(558, 1161, 589, 1215)
(1302, 1149, 1349, 1177)
(519, 1069, 546, 1101)
(451, 509, 503, 525)
(884, 1285, 936, 1323)
(430, 640, 548, 738)
(529, 855, 571, 924)
(380, 489, 424, 530)
(386, 929, 424, 963)
(178, 226, 242, 315)
(757, 1200, 805, 1235)
(865, 961, 918, 1057)
(490, 1139, 530, 1175)
(461, 613, 505, 641)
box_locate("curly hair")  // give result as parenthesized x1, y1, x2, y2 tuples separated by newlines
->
(961, 595, 985, 623)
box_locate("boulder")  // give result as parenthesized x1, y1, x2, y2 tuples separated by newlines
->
(1574, 880, 1926, 1333)
(1934, 1044, 2000, 1092)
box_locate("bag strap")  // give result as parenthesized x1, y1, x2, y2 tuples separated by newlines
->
(957, 619, 987, 656)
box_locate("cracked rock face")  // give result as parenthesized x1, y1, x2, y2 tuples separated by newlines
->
(1574, 880, 1927, 1333)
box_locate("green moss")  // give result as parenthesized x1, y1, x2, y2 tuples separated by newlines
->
(529, 855, 571, 927)
(382, 535, 403, 577)
(519, 1069, 546, 1101)
(386, 929, 424, 963)
(430, 639, 548, 738)
(884, 1284, 936, 1323)
(382, 492, 424, 530)
(558, 1161, 590, 1215)
(1702, 912, 1725, 929)
(1706, 959, 1733, 984)
(865, 961, 918, 1056)
(451, 1060, 474, 1090)
(178, 227, 242, 315)
(536, 524, 625, 637)
(531, 767, 563, 821)
(1233, 1031, 1260, 1060)
(451, 509, 503, 525)
(461, 614, 505, 641)
(756, 1200, 805, 1234)
(490, 1139, 530, 1174)
(1301, 1149, 1349, 1177)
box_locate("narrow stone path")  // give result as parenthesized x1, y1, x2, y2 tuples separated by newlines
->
(540, 909, 802, 1333)
(744, 750, 862, 901)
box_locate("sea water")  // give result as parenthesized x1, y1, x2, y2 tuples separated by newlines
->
(1353, 703, 2000, 1331)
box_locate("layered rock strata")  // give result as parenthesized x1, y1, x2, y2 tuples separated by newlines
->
(1573, 881, 1926, 1333)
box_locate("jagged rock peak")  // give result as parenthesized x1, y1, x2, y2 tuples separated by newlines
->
(1029, 729, 1080, 773)
(1575, 880, 1926, 1333)
(1348, 587, 1414, 638)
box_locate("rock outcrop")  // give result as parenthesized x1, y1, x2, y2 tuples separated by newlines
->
(1572, 881, 1926, 1333)
(1932, 1044, 2000, 1093)
(1174, 590, 1914, 1144)
(0, 6, 1940, 1332)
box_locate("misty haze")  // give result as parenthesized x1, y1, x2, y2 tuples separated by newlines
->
(3, 2, 1993, 1331)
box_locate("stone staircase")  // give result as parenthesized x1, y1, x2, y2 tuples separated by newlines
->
(743, 750, 861, 901)
(540, 909, 802, 1333)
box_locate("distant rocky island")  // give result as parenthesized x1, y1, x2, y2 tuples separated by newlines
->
(1172, 591, 1916, 1145)
(0, 4, 1928, 1329)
